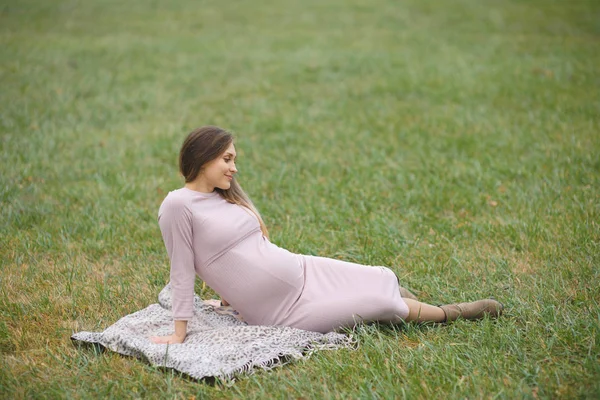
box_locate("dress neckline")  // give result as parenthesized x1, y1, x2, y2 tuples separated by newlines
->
(180, 187, 219, 198)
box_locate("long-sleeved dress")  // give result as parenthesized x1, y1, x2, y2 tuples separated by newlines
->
(158, 187, 409, 333)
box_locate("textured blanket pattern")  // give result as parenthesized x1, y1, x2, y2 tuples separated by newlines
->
(71, 285, 353, 380)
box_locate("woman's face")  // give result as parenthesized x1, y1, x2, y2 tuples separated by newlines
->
(197, 142, 237, 192)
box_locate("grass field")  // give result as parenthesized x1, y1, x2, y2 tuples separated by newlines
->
(1, 0, 599, 398)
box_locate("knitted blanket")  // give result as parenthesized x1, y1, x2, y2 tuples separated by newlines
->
(71, 285, 354, 381)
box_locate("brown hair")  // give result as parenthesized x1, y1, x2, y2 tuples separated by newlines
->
(179, 126, 269, 238)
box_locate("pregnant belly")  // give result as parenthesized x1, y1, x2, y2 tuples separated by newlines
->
(202, 233, 305, 325)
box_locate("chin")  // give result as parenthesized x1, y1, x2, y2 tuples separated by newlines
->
(217, 182, 232, 190)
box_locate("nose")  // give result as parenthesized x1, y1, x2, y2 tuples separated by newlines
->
(230, 162, 238, 173)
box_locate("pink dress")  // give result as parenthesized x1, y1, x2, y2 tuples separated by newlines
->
(158, 188, 409, 333)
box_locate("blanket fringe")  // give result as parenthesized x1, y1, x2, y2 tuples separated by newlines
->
(216, 334, 358, 381)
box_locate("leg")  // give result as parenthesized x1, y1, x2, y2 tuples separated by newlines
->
(439, 299, 503, 321)
(404, 298, 504, 323)
(399, 286, 419, 301)
(404, 299, 446, 323)
(392, 271, 419, 301)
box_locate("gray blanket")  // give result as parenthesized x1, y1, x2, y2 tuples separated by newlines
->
(71, 285, 354, 380)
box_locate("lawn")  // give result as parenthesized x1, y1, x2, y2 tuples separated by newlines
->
(1, 0, 599, 398)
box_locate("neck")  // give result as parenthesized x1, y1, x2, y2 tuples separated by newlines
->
(184, 181, 214, 193)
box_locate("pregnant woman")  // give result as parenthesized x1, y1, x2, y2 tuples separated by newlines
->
(151, 126, 502, 344)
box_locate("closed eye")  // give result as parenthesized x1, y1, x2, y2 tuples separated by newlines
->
(223, 152, 237, 162)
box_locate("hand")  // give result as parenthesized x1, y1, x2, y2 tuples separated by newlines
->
(204, 299, 221, 307)
(150, 333, 186, 344)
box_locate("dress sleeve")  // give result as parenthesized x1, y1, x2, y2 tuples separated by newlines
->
(158, 195, 196, 320)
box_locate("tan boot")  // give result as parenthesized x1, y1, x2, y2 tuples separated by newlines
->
(399, 286, 419, 301)
(439, 299, 503, 322)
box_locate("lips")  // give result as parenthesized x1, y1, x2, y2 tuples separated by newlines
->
(225, 175, 233, 181)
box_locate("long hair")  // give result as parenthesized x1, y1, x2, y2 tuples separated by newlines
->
(179, 126, 269, 238)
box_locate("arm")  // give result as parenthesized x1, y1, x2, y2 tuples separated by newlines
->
(203, 281, 229, 306)
(151, 195, 195, 343)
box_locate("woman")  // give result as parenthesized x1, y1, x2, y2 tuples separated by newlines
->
(151, 126, 502, 344)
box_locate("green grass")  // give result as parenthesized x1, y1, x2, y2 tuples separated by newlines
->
(1, 0, 599, 398)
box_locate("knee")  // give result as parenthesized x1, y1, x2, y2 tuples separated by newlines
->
(371, 296, 409, 322)
(388, 299, 410, 321)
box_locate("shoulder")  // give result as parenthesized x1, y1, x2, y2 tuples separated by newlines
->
(158, 189, 193, 220)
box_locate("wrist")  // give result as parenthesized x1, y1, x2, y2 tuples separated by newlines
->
(173, 320, 188, 340)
